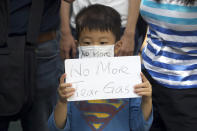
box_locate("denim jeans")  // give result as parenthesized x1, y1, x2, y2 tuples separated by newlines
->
(0, 35, 64, 131)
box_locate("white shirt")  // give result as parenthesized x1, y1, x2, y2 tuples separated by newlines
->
(70, 0, 129, 28)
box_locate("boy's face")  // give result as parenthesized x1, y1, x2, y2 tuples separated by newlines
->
(79, 29, 116, 46)
(78, 29, 121, 58)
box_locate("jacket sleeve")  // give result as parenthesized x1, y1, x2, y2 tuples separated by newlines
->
(48, 103, 71, 131)
(129, 98, 153, 131)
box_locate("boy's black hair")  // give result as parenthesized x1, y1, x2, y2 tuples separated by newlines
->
(75, 4, 121, 42)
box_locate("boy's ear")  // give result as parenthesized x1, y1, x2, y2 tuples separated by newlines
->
(114, 40, 122, 56)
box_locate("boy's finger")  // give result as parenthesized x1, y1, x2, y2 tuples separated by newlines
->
(60, 74, 66, 84)
(60, 88, 75, 96)
(60, 83, 72, 90)
(65, 87, 75, 93)
(65, 92, 75, 98)
(140, 72, 148, 82)
(134, 87, 150, 93)
(137, 92, 152, 97)
(60, 92, 74, 101)
(134, 83, 146, 89)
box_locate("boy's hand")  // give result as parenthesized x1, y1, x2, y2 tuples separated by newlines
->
(58, 74, 75, 104)
(134, 73, 152, 100)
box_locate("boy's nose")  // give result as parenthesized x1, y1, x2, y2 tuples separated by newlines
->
(92, 42, 101, 45)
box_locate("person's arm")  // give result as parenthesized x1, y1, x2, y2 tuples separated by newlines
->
(117, 0, 141, 56)
(129, 98, 153, 131)
(141, 96, 152, 121)
(54, 100, 68, 129)
(54, 74, 75, 129)
(134, 73, 152, 121)
(60, 0, 76, 59)
(48, 105, 71, 131)
(130, 73, 153, 130)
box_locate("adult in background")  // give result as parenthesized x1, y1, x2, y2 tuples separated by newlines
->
(138, 0, 197, 130)
(60, 0, 147, 59)
(0, 0, 71, 131)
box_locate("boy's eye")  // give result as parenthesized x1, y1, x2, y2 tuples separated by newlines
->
(100, 42, 108, 45)
(83, 41, 91, 45)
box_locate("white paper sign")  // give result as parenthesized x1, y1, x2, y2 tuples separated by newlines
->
(65, 56, 141, 101)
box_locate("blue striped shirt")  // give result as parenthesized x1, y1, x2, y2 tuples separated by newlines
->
(140, 0, 197, 89)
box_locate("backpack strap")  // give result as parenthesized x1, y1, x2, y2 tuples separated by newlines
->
(0, 0, 9, 46)
(27, 0, 45, 44)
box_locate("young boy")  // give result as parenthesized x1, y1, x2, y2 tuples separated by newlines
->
(48, 4, 153, 131)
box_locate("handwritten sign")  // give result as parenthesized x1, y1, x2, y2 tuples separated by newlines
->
(65, 56, 141, 101)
